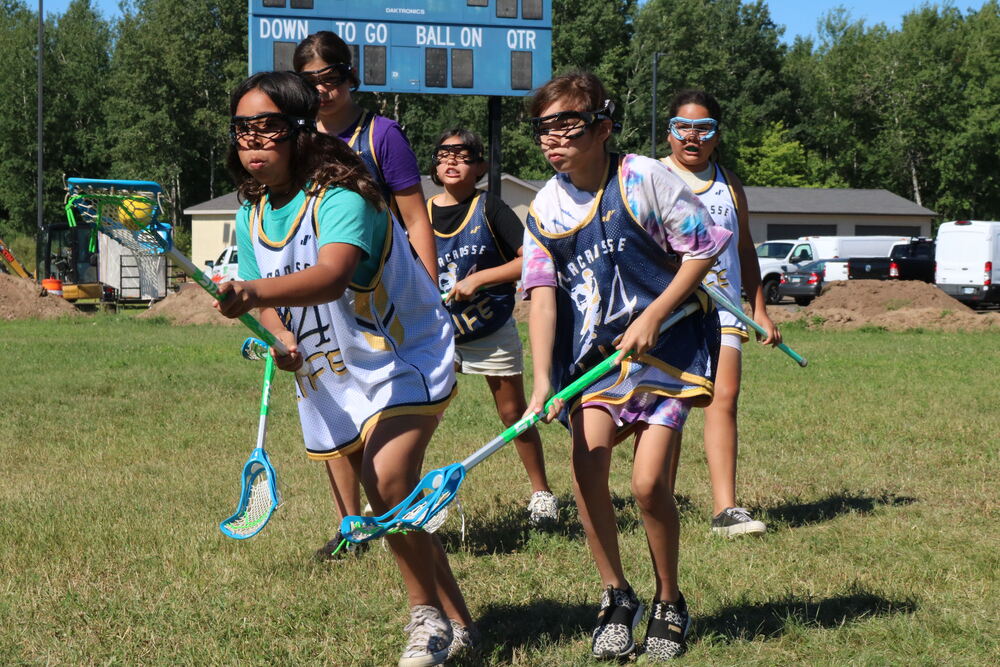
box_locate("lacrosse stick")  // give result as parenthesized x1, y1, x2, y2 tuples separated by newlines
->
(339, 300, 704, 544)
(64, 177, 312, 376)
(220, 341, 280, 539)
(698, 282, 807, 367)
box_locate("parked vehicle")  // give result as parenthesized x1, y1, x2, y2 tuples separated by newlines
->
(847, 238, 935, 282)
(757, 235, 909, 304)
(778, 259, 833, 306)
(205, 245, 239, 283)
(935, 220, 1000, 306)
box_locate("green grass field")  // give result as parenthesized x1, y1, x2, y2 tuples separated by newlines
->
(1, 316, 997, 665)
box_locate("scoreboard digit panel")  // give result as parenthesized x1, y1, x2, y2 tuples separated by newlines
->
(249, 0, 552, 97)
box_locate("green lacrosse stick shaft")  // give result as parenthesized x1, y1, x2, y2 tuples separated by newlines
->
(461, 300, 702, 471)
(699, 282, 807, 367)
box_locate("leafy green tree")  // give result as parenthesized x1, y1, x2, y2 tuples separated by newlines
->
(46, 0, 113, 217)
(105, 0, 247, 230)
(0, 0, 42, 236)
(626, 0, 789, 165)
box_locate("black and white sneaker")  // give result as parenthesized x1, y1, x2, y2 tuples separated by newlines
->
(711, 507, 766, 538)
(446, 619, 482, 662)
(642, 593, 690, 661)
(313, 529, 369, 562)
(591, 585, 644, 659)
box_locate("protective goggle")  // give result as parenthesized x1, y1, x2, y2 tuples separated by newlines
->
(668, 116, 718, 141)
(298, 63, 356, 91)
(528, 99, 616, 144)
(229, 112, 315, 145)
(432, 143, 483, 165)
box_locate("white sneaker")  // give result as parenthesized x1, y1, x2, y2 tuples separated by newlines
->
(399, 605, 452, 667)
(527, 490, 559, 526)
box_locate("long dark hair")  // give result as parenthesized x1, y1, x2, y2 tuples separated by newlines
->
(226, 71, 382, 209)
(292, 31, 360, 89)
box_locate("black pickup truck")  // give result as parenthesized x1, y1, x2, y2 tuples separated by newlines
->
(847, 239, 935, 282)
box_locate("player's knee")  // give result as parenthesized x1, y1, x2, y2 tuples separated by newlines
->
(631, 474, 669, 512)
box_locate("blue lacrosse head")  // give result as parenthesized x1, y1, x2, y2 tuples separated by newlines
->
(669, 116, 718, 142)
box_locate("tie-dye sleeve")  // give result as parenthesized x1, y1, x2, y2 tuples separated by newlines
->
(520, 226, 557, 296)
(622, 154, 731, 262)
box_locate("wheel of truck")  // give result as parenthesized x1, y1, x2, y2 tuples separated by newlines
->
(763, 278, 781, 304)
(794, 296, 813, 306)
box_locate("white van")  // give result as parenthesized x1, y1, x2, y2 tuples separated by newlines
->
(205, 245, 239, 284)
(935, 220, 1000, 306)
(756, 235, 908, 303)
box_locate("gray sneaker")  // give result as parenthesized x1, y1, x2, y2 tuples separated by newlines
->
(592, 585, 644, 659)
(398, 605, 452, 667)
(446, 619, 482, 662)
(711, 507, 766, 538)
(527, 490, 559, 526)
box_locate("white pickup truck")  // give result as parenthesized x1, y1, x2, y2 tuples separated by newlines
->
(755, 236, 908, 303)
(204, 245, 239, 283)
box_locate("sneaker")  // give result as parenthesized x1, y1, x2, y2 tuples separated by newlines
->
(642, 594, 690, 661)
(446, 619, 482, 662)
(527, 490, 559, 526)
(592, 585, 644, 659)
(313, 529, 369, 562)
(399, 605, 453, 667)
(711, 507, 766, 538)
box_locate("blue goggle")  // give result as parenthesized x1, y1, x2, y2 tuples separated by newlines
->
(668, 116, 718, 141)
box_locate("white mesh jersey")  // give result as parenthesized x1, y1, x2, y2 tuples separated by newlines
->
(249, 188, 456, 460)
(664, 160, 748, 340)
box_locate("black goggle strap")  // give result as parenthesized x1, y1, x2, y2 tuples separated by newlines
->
(528, 99, 617, 139)
(229, 112, 316, 144)
(432, 143, 483, 164)
(298, 63, 357, 91)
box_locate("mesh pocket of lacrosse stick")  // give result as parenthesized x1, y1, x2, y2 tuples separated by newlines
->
(220, 448, 281, 539)
(340, 463, 466, 543)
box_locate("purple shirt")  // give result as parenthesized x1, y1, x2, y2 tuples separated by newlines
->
(337, 113, 422, 193)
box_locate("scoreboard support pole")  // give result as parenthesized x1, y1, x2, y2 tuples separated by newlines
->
(488, 96, 502, 197)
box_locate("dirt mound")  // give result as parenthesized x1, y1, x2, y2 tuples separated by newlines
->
(0, 274, 81, 320)
(776, 280, 1000, 332)
(138, 282, 238, 326)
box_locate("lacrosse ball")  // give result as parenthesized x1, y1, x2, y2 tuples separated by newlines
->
(120, 198, 154, 225)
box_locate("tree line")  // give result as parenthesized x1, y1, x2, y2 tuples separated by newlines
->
(1, 0, 998, 245)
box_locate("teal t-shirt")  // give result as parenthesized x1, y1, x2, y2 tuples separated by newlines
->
(236, 186, 386, 285)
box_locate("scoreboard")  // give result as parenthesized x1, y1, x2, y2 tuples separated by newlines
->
(249, 1, 553, 96)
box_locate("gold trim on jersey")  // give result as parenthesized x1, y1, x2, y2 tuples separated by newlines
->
(354, 280, 406, 351)
(721, 325, 750, 340)
(303, 382, 458, 461)
(429, 192, 483, 238)
(253, 190, 313, 249)
(528, 155, 611, 239)
(660, 156, 718, 195)
(718, 165, 740, 215)
(346, 110, 367, 151)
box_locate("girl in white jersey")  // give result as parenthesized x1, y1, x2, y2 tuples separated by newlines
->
(522, 71, 730, 661)
(216, 71, 473, 667)
(662, 89, 782, 538)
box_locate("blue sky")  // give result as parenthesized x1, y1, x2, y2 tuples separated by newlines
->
(41, 1, 988, 44)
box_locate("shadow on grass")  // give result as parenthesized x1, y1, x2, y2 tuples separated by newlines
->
(693, 590, 918, 642)
(764, 490, 917, 528)
(472, 598, 592, 664)
(441, 491, 676, 555)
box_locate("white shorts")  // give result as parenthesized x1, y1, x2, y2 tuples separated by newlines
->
(720, 333, 744, 351)
(454, 318, 524, 376)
